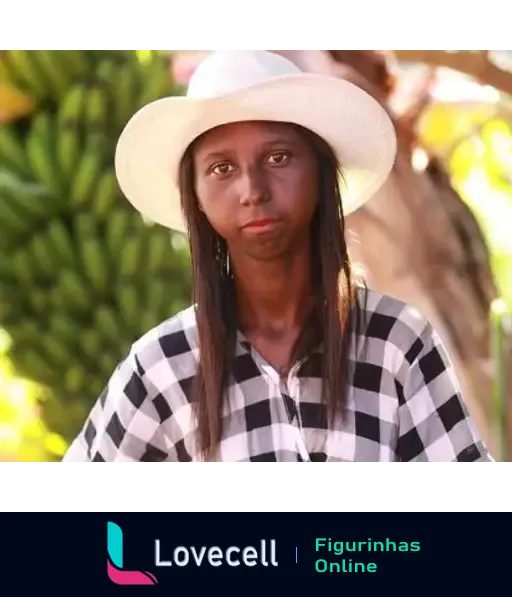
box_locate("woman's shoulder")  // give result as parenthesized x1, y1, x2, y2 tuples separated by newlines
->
(128, 305, 200, 376)
(354, 285, 441, 363)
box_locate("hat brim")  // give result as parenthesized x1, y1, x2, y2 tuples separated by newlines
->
(114, 73, 397, 233)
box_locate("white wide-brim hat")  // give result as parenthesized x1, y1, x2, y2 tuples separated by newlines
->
(115, 51, 397, 233)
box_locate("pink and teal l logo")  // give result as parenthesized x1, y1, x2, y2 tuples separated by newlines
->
(107, 522, 158, 586)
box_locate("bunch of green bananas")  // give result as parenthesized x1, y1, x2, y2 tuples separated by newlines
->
(0, 51, 92, 103)
(0, 51, 191, 442)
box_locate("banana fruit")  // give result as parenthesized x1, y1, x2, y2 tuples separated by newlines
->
(0, 124, 32, 178)
(69, 132, 107, 208)
(92, 169, 120, 220)
(1, 51, 96, 103)
(113, 61, 142, 130)
(56, 83, 88, 185)
(25, 112, 62, 198)
(4, 50, 49, 99)
(0, 51, 191, 441)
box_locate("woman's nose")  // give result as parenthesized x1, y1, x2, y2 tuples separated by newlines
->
(239, 168, 270, 207)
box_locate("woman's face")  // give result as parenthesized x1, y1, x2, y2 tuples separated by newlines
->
(192, 120, 319, 261)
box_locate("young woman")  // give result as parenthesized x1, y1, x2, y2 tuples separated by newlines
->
(63, 51, 493, 462)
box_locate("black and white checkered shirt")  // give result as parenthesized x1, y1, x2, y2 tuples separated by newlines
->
(63, 288, 493, 462)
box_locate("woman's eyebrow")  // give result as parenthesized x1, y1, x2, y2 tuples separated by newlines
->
(196, 136, 301, 165)
(200, 151, 230, 163)
(262, 136, 300, 148)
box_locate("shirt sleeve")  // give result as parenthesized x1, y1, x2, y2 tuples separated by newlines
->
(61, 348, 169, 462)
(397, 322, 494, 462)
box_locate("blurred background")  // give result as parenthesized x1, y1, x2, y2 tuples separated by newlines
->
(0, 50, 510, 462)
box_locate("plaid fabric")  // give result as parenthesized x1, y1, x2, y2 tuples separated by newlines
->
(62, 288, 493, 462)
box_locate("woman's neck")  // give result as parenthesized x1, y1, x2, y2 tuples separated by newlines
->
(231, 244, 316, 335)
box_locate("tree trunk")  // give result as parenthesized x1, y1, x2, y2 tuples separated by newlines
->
(273, 51, 504, 455)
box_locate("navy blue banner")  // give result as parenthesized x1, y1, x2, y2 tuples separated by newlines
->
(0, 512, 507, 594)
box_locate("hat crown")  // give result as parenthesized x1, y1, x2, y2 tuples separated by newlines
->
(187, 51, 303, 99)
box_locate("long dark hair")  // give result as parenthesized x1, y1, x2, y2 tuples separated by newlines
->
(178, 122, 364, 460)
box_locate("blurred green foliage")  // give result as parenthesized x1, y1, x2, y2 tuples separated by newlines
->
(0, 51, 192, 460)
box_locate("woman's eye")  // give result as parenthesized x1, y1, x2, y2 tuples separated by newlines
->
(211, 162, 234, 176)
(268, 152, 291, 165)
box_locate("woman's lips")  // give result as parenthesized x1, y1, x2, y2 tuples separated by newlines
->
(243, 218, 280, 231)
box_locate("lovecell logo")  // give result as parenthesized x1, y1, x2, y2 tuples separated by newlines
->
(107, 522, 158, 586)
